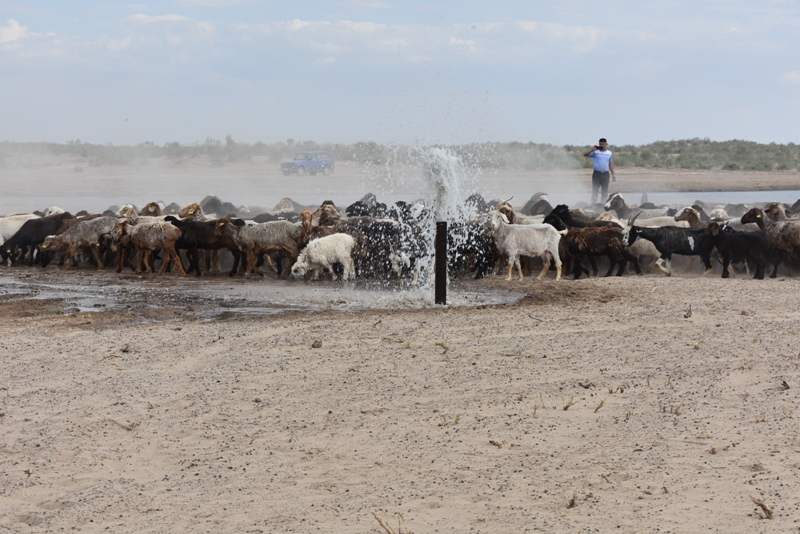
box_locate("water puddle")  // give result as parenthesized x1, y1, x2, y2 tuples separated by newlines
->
(0, 271, 524, 324)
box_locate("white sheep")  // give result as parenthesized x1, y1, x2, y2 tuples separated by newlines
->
(0, 213, 41, 246)
(488, 210, 566, 281)
(709, 208, 731, 220)
(291, 233, 356, 281)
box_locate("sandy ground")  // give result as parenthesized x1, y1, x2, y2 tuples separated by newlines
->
(1, 161, 800, 532)
(1, 271, 800, 533)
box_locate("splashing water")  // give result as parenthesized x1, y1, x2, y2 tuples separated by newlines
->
(420, 146, 464, 223)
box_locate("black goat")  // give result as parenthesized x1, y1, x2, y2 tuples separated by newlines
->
(622, 214, 715, 276)
(707, 222, 780, 279)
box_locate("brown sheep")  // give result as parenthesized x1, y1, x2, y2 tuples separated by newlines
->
(116, 219, 186, 276)
(139, 201, 164, 217)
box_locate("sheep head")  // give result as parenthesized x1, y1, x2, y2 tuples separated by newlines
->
(740, 207, 763, 225)
(140, 202, 163, 216)
(180, 202, 204, 219)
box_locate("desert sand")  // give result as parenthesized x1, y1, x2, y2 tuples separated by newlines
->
(1, 161, 800, 533)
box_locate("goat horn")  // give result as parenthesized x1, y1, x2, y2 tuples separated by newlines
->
(504, 196, 514, 203)
(629, 213, 641, 226)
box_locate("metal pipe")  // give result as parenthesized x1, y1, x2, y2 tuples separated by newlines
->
(435, 221, 447, 305)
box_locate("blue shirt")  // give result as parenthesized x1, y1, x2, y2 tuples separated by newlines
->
(587, 149, 613, 172)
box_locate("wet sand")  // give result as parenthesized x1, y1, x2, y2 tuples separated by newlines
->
(1, 161, 800, 532)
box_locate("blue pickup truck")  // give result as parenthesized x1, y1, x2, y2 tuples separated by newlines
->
(280, 151, 335, 176)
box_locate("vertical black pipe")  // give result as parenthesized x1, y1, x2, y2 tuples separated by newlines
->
(435, 221, 447, 305)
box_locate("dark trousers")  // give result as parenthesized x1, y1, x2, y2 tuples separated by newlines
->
(592, 171, 611, 205)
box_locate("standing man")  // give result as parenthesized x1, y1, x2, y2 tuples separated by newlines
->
(583, 138, 616, 205)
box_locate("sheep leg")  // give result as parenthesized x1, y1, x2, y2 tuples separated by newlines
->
(156, 248, 170, 276)
(623, 250, 641, 275)
(211, 249, 220, 275)
(115, 248, 124, 273)
(769, 257, 780, 278)
(589, 255, 599, 277)
(64, 248, 76, 271)
(537, 251, 552, 280)
(753, 257, 766, 279)
(604, 255, 616, 277)
(505, 258, 514, 281)
(228, 250, 242, 277)
(202, 249, 220, 275)
(161, 245, 186, 276)
(514, 257, 524, 280)
(172, 247, 186, 276)
(343, 257, 356, 280)
(572, 253, 585, 279)
(243, 250, 253, 279)
(262, 254, 278, 273)
(655, 257, 669, 275)
(614, 258, 626, 276)
(145, 250, 157, 273)
(89, 244, 104, 269)
(188, 247, 202, 277)
(721, 256, 731, 278)
(136, 250, 147, 274)
(281, 249, 298, 279)
(320, 259, 337, 281)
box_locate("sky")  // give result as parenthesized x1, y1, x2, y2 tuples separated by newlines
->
(1, 0, 799, 147)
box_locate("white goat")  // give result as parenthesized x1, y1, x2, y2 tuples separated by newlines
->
(291, 233, 356, 281)
(488, 210, 566, 281)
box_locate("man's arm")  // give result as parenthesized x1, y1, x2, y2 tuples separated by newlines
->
(609, 161, 616, 182)
(583, 145, 598, 157)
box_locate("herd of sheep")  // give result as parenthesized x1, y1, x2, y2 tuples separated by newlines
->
(1, 191, 800, 284)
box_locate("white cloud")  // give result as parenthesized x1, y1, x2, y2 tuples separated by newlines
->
(517, 20, 608, 53)
(780, 71, 800, 84)
(235, 18, 639, 66)
(1, 18, 28, 44)
(127, 13, 216, 45)
(108, 36, 133, 52)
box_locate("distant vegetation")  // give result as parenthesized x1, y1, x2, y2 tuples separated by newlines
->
(1, 137, 799, 172)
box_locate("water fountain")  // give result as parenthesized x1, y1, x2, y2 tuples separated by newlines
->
(420, 147, 465, 304)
